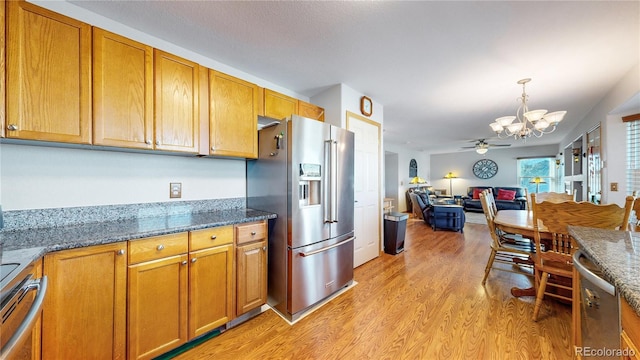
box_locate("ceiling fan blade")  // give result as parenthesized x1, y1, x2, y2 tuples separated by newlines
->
(488, 144, 511, 147)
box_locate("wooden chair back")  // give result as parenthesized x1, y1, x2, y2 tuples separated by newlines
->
(533, 191, 576, 204)
(482, 188, 497, 217)
(479, 192, 498, 244)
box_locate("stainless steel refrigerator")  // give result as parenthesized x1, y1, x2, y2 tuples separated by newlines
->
(247, 115, 355, 322)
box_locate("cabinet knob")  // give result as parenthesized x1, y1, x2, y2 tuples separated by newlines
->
(191, 258, 197, 263)
(155, 140, 160, 146)
(181, 260, 188, 265)
(262, 246, 267, 251)
(211, 147, 215, 151)
(117, 249, 125, 255)
(210, 235, 217, 240)
(7, 124, 18, 131)
(251, 231, 257, 236)
(157, 244, 164, 251)
(145, 140, 152, 145)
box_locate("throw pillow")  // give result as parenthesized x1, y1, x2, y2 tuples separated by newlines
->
(496, 189, 517, 201)
(472, 188, 483, 199)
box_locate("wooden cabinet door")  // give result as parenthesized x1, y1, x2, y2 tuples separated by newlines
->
(6, 0, 91, 144)
(154, 50, 199, 153)
(189, 244, 234, 338)
(42, 242, 127, 360)
(93, 28, 153, 149)
(236, 239, 267, 316)
(128, 254, 188, 360)
(263, 89, 297, 121)
(298, 100, 325, 121)
(209, 70, 258, 158)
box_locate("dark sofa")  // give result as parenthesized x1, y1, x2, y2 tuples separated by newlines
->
(413, 191, 465, 232)
(462, 186, 527, 212)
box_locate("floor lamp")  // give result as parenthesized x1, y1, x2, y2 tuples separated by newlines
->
(444, 172, 457, 196)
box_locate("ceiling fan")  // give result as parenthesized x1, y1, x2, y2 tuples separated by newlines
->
(461, 139, 511, 154)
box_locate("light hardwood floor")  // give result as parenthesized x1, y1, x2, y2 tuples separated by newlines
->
(175, 218, 572, 359)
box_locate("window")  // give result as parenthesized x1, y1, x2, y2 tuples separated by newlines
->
(517, 157, 557, 194)
(627, 118, 640, 195)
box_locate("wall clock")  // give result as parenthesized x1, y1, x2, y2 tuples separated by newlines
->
(472, 159, 498, 179)
(360, 96, 372, 117)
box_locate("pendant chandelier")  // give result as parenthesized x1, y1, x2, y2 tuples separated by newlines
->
(489, 78, 566, 139)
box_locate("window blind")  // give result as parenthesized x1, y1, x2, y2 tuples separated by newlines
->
(627, 119, 640, 195)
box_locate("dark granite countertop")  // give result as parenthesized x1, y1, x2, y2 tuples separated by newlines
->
(568, 226, 640, 316)
(1, 208, 276, 270)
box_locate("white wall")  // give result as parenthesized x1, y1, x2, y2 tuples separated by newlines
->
(559, 63, 640, 206)
(0, 144, 245, 210)
(383, 142, 430, 212)
(430, 144, 559, 196)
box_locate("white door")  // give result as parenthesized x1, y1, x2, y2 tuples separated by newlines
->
(347, 112, 381, 268)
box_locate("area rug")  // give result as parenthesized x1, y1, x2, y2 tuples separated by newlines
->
(464, 211, 487, 225)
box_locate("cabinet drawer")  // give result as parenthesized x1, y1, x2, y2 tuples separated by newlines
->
(129, 233, 188, 264)
(190, 226, 233, 251)
(235, 221, 267, 245)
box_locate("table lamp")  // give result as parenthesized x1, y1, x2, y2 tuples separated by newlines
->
(410, 176, 426, 189)
(529, 177, 546, 193)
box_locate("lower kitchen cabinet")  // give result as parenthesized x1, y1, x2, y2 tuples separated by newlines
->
(188, 226, 234, 338)
(42, 242, 127, 360)
(128, 233, 189, 360)
(235, 221, 268, 316)
(622, 297, 640, 360)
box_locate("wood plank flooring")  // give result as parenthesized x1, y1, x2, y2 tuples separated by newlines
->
(175, 218, 572, 359)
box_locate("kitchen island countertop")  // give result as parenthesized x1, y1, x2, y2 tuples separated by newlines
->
(569, 226, 640, 316)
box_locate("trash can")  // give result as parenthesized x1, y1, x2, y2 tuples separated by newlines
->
(384, 212, 408, 255)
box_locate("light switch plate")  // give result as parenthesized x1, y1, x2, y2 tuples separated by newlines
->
(170, 182, 182, 198)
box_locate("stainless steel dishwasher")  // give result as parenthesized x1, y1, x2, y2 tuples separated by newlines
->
(573, 250, 619, 359)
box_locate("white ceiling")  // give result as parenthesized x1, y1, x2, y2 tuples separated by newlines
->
(67, 0, 640, 154)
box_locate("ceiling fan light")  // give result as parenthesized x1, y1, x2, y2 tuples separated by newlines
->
(543, 110, 567, 124)
(489, 122, 504, 132)
(496, 116, 516, 126)
(476, 147, 488, 155)
(534, 119, 549, 130)
(524, 109, 548, 122)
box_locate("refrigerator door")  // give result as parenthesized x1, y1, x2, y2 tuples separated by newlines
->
(288, 232, 354, 317)
(289, 116, 331, 248)
(329, 125, 355, 238)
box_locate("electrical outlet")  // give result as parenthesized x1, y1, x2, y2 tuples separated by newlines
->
(610, 182, 618, 192)
(170, 182, 182, 198)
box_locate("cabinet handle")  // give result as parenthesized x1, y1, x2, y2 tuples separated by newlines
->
(7, 124, 18, 131)
(181, 260, 188, 265)
(117, 249, 125, 255)
(145, 140, 152, 145)
(191, 258, 197, 263)
(157, 244, 164, 251)
(210, 235, 217, 240)
(251, 231, 257, 236)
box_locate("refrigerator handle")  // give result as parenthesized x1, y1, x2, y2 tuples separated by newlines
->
(331, 140, 338, 223)
(323, 140, 332, 223)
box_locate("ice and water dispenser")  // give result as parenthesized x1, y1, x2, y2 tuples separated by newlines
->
(299, 163, 321, 207)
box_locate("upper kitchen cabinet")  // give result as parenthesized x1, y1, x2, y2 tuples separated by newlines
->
(154, 50, 201, 153)
(209, 70, 258, 158)
(6, 0, 91, 144)
(93, 29, 153, 149)
(263, 89, 298, 121)
(298, 100, 325, 122)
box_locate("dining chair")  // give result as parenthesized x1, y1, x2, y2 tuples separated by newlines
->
(409, 192, 423, 220)
(482, 188, 498, 217)
(480, 191, 533, 285)
(533, 190, 576, 203)
(530, 194, 634, 321)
